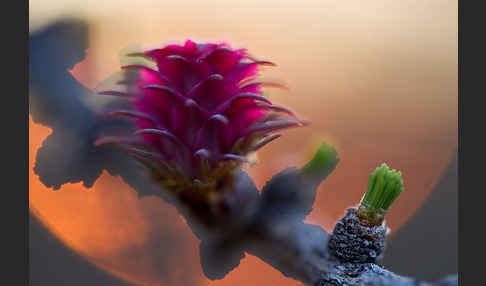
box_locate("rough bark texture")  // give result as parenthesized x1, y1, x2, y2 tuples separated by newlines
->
(328, 209, 387, 264)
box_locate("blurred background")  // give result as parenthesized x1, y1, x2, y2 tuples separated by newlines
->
(29, 0, 457, 285)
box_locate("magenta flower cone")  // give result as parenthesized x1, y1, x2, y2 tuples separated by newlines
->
(96, 40, 305, 193)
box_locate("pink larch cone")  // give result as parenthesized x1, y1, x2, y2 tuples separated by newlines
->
(96, 40, 305, 194)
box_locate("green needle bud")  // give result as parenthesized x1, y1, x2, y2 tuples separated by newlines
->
(301, 141, 339, 181)
(357, 163, 404, 225)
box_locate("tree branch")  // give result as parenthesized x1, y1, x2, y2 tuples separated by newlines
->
(175, 167, 458, 286)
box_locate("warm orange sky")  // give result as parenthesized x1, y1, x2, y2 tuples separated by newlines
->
(30, 0, 457, 285)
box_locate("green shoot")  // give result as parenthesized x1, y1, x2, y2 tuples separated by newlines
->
(358, 163, 404, 225)
(301, 141, 339, 180)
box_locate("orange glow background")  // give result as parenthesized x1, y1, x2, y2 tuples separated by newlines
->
(30, 0, 457, 285)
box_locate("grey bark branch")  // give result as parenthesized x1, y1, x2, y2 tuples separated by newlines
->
(187, 169, 458, 286)
(245, 209, 457, 286)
